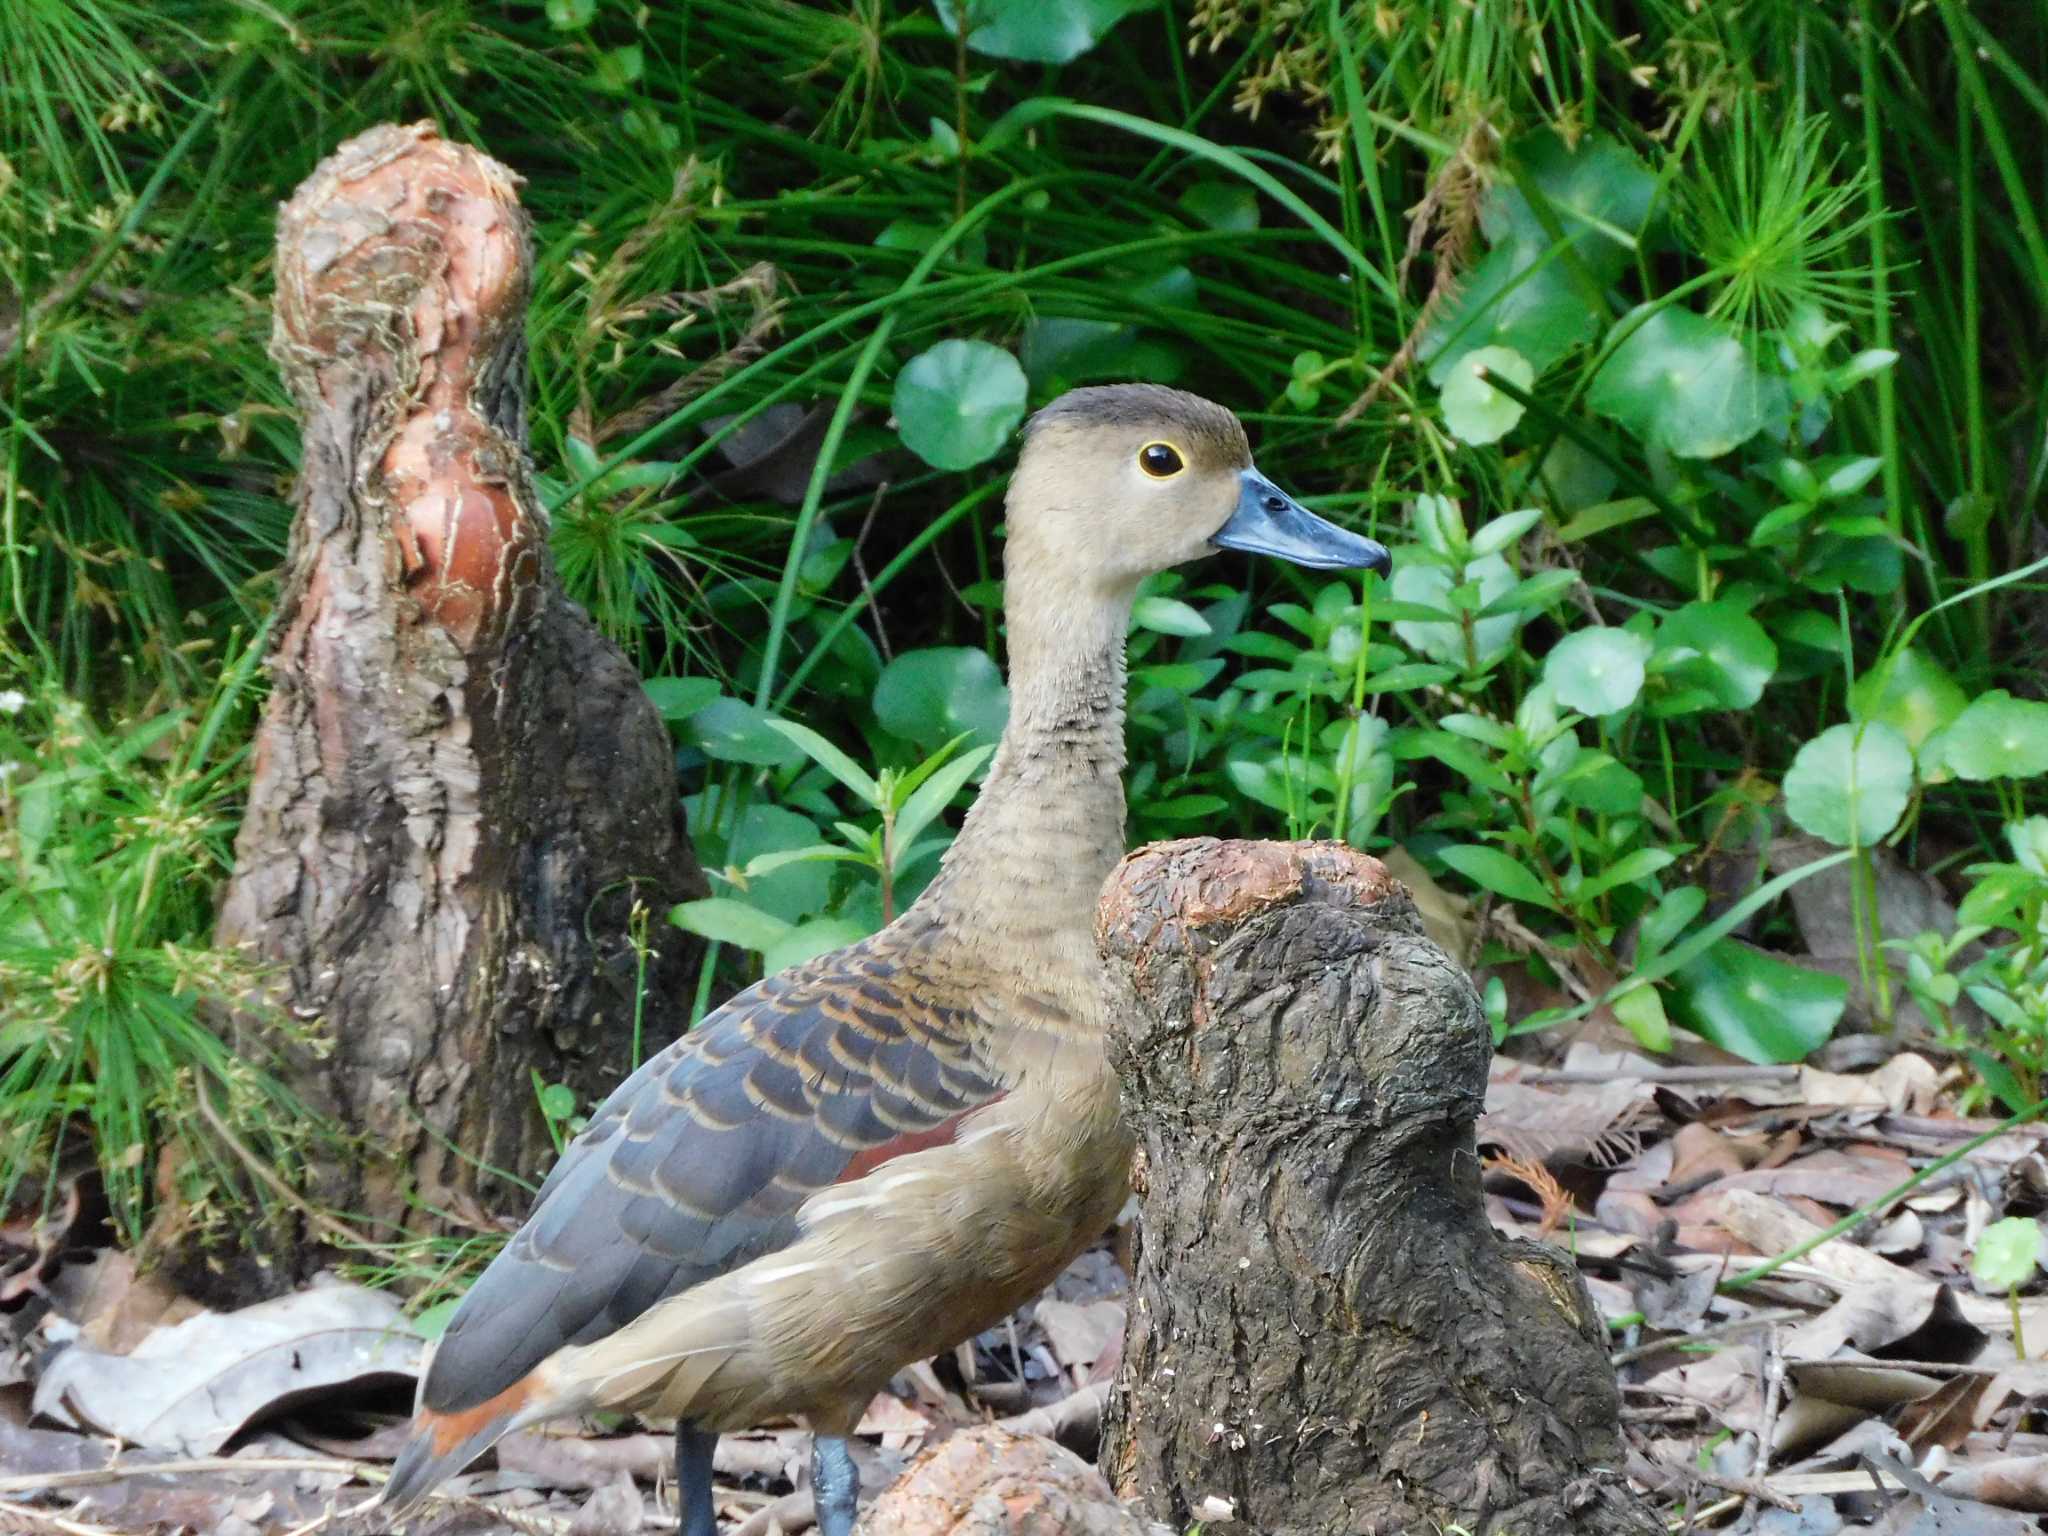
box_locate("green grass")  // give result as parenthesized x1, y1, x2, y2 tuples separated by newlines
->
(3, 0, 2045, 1238)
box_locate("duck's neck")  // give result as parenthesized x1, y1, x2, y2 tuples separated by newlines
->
(922, 567, 1134, 1011)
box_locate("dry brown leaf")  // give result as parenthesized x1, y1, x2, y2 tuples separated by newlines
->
(1482, 1073, 1652, 1167)
(1939, 1453, 2048, 1511)
(31, 1280, 422, 1453)
(858, 1390, 934, 1450)
(1031, 1299, 1124, 1380)
(1382, 846, 1474, 959)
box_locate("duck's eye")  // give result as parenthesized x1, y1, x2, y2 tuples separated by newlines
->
(1138, 442, 1185, 478)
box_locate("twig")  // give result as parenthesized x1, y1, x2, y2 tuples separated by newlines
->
(0, 1499, 122, 1536)
(0, 1455, 373, 1496)
(1509, 1066, 1800, 1087)
(191, 1076, 407, 1264)
(1749, 1321, 1785, 1521)
(851, 480, 894, 662)
(1629, 1456, 1799, 1514)
(1783, 1357, 2009, 1377)
(1609, 1309, 1805, 1366)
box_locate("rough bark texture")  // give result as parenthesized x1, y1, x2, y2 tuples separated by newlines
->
(213, 123, 705, 1264)
(1095, 838, 1658, 1536)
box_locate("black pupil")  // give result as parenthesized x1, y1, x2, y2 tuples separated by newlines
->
(1142, 444, 1181, 475)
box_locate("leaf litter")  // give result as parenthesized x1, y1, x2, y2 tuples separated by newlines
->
(4, 1033, 2047, 1533)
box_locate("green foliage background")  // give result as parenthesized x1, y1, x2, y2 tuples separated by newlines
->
(4, 0, 2047, 1238)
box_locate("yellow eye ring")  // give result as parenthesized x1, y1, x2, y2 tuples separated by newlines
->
(1138, 441, 1185, 478)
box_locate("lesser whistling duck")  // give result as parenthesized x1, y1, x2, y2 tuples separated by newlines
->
(380, 383, 1391, 1534)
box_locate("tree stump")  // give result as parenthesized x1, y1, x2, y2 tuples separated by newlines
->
(211, 123, 705, 1270)
(1095, 838, 1657, 1536)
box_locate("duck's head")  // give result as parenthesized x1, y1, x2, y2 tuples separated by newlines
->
(1006, 383, 1391, 592)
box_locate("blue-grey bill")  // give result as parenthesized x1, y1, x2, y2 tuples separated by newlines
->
(1212, 469, 1391, 573)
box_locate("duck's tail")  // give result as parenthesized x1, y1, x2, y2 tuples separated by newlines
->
(379, 1374, 540, 1516)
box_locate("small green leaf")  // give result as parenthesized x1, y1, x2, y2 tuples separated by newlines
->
(591, 43, 643, 94)
(1468, 508, 1544, 559)
(1477, 568, 1576, 619)
(1225, 758, 1297, 815)
(1611, 983, 1672, 1053)
(1544, 627, 1651, 716)
(763, 917, 870, 977)
(669, 897, 793, 953)
(687, 697, 806, 767)
(765, 719, 881, 806)
(1589, 305, 1775, 459)
(1637, 886, 1707, 959)
(892, 339, 1028, 471)
(1440, 345, 1534, 445)
(1782, 722, 1914, 846)
(413, 1298, 461, 1340)
(1668, 939, 1846, 1064)
(1132, 595, 1212, 637)
(642, 676, 722, 723)
(1656, 602, 1778, 709)
(1850, 649, 1968, 752)
(1971, 1216, 2043, 1292)
(893, 744, 995, 852)
(1579, 848, 1677, 902)
(934, 0, 1153, 64)
(537, 1081, 577, 1120)
(1930, 691, 2048, 781)
(1179, 180, 1259, 232)
(873, 646, 1009, 751)
(545, 0, 595, 28)
(1438, 844, 1559, 912)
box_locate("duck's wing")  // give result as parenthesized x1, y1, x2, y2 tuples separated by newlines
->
(415, 933, 1000, 1421)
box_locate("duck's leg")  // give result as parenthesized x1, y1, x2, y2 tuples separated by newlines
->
(811, 1432, 860, 1536)
(674, 1421, 718, 1536)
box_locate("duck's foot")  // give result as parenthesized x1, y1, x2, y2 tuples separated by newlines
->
(812, 1433, 859, 1536)
(675, 1421, 718, 1536)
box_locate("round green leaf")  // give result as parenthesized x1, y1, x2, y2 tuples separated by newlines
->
(1589, 305, 1775, 459)
(545, 0, 594, 28)
(892, 339, 1028, 471)
(1657, 602, 1778, 709)
(1849, 648, 1968, 752)
(1972, 1216, 2044, 1292)
(642, 675, 721, 723)
(1544, 627, 1651, 716)
(690, 799, 836, 924)
(1440, 345, 1533, 446)
(1782, 722, 1914, 846)
(537, 1082, 577, 1120)
(686, 696, 805, 767)
(1668, 938, 1846, 1064)
(1932, 691, 2048, 781)
(933, 0, 1152, 64)
(872, 646, 1009, 752)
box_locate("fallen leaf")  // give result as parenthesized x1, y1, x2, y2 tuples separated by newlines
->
(1031, 1299, 1124, 1379)
(31, 1279, 423, 1453)
(1939, 1453, 2048, 1512)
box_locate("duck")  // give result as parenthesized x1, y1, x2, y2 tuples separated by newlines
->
(379, 383, 1391, 1536)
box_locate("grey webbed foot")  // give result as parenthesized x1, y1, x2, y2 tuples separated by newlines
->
(812, 1432, 859, 1536)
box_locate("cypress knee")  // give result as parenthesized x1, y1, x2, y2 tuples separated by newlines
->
(208, 123, 705, 1279)
(1095, 838, 1657, 1536)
